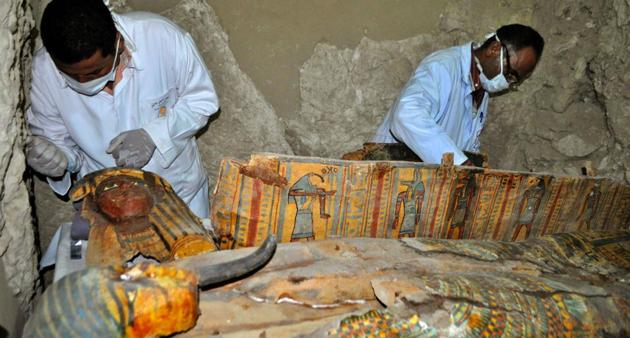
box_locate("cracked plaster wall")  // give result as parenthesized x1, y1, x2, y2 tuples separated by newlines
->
(0, 0, 38, 319)
(29, 1, 630, 254)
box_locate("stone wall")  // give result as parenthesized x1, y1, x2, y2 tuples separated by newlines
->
(0, 259, 25, 337)
(30, 0, 630, 253)
(0, 0, 38, 314)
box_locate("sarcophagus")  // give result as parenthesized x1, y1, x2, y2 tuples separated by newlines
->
(211, 153, 630, 249)
(70, 168, 218, 267)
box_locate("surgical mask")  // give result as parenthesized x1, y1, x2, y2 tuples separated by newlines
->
(475, 34, 510, 93)
(60, 36, 121, 96)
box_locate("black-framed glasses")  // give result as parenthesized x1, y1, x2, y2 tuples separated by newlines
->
(501, 43, 521, 88)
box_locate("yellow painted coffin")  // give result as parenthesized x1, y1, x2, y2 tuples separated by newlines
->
(211, 153, 630, 249)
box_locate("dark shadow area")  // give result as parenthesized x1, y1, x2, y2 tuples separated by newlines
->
(25, 169, 71, 290)
(196, 107, 222, 139)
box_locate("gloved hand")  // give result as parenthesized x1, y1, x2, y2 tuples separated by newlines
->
(26, 135, 68, 177)
(106, 128, 156, 168)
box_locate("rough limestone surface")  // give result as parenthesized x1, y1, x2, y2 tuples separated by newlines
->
(0, 0, 38, 312)
(293, 0, 630, 183)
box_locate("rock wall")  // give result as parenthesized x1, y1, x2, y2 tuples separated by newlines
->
(0, 0, 38, 313)
(0, 259, 25, 337)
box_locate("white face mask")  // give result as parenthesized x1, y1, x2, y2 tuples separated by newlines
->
(476, 34, 510, 93)
(60, 36, 121, 96)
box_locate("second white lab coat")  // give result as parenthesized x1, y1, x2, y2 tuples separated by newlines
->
(27, 12, 219, 217)
(373, 42, 489, 165)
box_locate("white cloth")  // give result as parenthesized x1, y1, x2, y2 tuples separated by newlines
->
(27, 12, 219, 217)
(39, 224, 63, 269)
(373, 42, 489, 165)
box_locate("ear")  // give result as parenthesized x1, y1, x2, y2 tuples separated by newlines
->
(485, 40, 502, 58)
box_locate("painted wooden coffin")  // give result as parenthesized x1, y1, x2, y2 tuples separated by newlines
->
(210, 153, 630, 249)
(70, 168, 217, 267)
(182, 230, 630, 337)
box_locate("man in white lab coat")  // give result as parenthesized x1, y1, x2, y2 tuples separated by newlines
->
(373, 24, 544, 165)
(26, 0, 218, 222)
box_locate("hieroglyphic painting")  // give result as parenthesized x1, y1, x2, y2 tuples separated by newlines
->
(211, 154, 630, 249)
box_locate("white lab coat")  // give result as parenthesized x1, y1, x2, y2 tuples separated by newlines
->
(373, 43, 489, 165)
(27, 12, 219, 218)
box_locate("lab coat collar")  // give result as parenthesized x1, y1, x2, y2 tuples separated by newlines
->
(111, 13, 144, 71)
(459, 42, 474, 92)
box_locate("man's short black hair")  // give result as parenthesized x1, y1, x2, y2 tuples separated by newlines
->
(479, 24, 545, 60)
(41, 0, 117, 64)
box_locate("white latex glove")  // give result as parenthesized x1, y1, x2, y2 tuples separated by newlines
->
(106, 128, 156, 168)
(26, 135, 68, 177)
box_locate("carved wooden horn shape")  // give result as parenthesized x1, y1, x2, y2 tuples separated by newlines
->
(193, 235, 277, 287)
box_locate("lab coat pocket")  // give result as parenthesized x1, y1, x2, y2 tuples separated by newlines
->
(143, 88, 179, 123)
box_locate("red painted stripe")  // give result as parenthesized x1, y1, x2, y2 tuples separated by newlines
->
(230, 171, 241, 218)
(359, 167, 371, 237)
(429, 172, 448, 237)
(369, 173, 386, 238)
(271, 166, 287, 235)
(246, 179, 264, 246)
(492, 177, 514, 240)
(424, 170, 437, 236)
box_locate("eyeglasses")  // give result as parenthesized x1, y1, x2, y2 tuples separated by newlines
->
(501, 43, 522, 88)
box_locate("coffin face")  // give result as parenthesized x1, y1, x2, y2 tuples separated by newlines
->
(70, 168, 217, 267)
(95, 176, 155, 222)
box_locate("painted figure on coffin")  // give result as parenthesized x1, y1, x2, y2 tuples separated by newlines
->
(288, 173, 336, 242)
(580, 182, 601, 230)
(392, 170, 425, 238)
(447, 174, 476, 239)
(511, 177, 546, 241)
